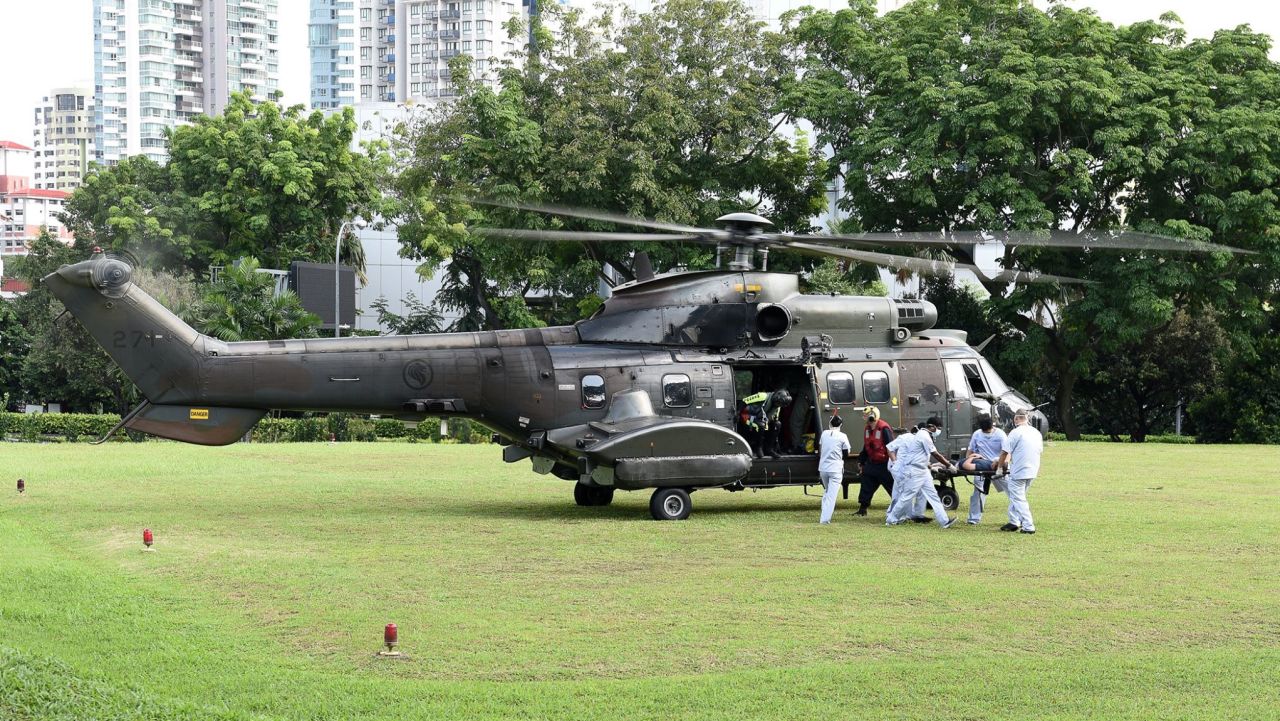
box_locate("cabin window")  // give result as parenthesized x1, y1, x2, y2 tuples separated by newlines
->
(863, 371, 890, 403)
(962, 362, 989, 395)
(827, 371, 855, 404)
(581, 374, 606, 409)
(663, 374, 692, 408)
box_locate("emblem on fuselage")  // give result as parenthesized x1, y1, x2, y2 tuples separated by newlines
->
(403, 360, 433, 390)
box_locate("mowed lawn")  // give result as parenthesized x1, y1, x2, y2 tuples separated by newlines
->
(1, 441, 1277, 720)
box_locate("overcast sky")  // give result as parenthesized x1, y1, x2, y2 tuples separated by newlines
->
(0, 1, 1276, 145)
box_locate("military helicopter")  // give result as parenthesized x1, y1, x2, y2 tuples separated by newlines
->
(44, 203, 1246, 519)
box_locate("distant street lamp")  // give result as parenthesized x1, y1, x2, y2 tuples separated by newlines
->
(335, 218, 367, 338)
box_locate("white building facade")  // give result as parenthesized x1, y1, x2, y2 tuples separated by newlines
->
(93, 0, 281, 165)
(31, 88, 97, 192)
(1, 142, 73, 257)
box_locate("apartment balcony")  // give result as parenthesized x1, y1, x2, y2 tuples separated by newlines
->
(440, 30, 461, 40)
(241, 27, 265, 41)
(440, 9, 461, 19)
(383, 52, 395, 63)
(424, 30, 439, 40)
(175, 53, 198, 68)
(243, 59, 265, 72)
(176, 10, 203, 23)
(387, 13, 396, 26)
(441, 49, 460, 59)
(241, 42, 264, 55)
(241, 13, 263, 26)
(387, 33, 396, 43)
(386, 71, 396, 82)
(241, 0, 263, 8)
(241, 74, 264, 86)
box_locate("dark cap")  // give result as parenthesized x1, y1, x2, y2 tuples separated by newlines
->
(830, 414, 843, 427)
(925, 416, 943, 428)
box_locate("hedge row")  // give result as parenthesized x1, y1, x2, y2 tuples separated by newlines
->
(0, 412, 492, 444)
(1046, 432, 1197, 444)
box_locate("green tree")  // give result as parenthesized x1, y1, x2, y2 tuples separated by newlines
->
(783, 0, 1279, 439)
(184, 257, 321, 342)
(395, 0, 828, 329)
(0, 293, 29, 408)
(61, 92, 392, 278)
(7, 230, 137, 413)
(1073, 308, 1227, 441)
(369, 292, 444, 335)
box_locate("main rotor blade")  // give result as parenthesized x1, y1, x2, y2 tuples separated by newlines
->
(775, 230, 1253, 254)
(471, 228, 711, 243)
(469, 197, 720, 236)
(780, 241, 1091, 285)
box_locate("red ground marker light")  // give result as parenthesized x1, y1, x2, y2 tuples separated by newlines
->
(143, 528, 154, 550)
(380, 623, 401, 657)
(16, 478, 23, 494)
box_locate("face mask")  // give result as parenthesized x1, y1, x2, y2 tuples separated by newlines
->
(930, 428, 941, 438)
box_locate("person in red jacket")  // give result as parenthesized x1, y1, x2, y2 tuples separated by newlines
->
(856, 406, 896, 516)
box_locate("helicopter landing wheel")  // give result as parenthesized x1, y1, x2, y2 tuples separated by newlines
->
(574, 482, 615, 507)
(935, 484, 959, 511)
(649, 488, 692, 521)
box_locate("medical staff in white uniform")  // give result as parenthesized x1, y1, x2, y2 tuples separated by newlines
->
(962, 415, 1008, 525)
(997, 409, 1043, 534)
(817, 414, 851, 524)
(884, 416, 956, 528)
(886, 431, 927, 523)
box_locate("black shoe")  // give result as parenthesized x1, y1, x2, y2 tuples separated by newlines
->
(1019, 528, 1036, 535)
(910, 516, 930, 524)
(1000, 523, 1020, 532)
(855, 507, 868, 517)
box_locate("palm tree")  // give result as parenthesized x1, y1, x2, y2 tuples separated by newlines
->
(184, 256, 321, 341)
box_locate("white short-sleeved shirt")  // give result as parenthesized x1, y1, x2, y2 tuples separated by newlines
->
(968, 428, 1007, 460)
(1003, 424, 1044, 480)
(817, 429, 851, 474)
(891, 428, 936, 476)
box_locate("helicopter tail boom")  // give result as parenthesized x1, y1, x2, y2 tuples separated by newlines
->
(43, 255, 210, 405)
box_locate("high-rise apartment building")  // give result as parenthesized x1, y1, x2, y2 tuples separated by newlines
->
(93, 0, 281, 165)
(309, 0, 525, 109)
(31, 88, 97, 191)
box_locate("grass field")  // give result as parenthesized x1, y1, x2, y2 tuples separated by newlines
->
(1, 441, 1277, 720)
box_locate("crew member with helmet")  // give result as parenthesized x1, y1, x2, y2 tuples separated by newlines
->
(885, 416, 956, 528)
(817, 413, 851, 524)
(741, 389, 793, 458)
(961, 414, 1008, 525)
(855, 406, 895, 516)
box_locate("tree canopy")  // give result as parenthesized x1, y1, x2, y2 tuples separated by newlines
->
(782, 0, 1280, 438)
(393, 0, 830, 330)
(61, 91, 392, 277)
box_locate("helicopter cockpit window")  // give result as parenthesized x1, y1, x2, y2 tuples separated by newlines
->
(978, 358, 1009, 397)
(663, 374, 692, 408)
(827, 371, 855, 404)
(582, 374, 607, 409)
(962, 363, 989, 395)
(863, 371, 891, 403)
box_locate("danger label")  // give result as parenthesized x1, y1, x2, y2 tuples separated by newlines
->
(189, 409, 210, 420)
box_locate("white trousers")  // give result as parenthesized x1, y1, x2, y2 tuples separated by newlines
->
(886, 469, 951, 526)
(819, 471, 842, 523)
(968, 475, 1009, 524)
(1007, 477, 1035, 530)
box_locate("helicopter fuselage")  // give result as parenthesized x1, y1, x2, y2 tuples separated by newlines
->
(45, 257, 1047, 518)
